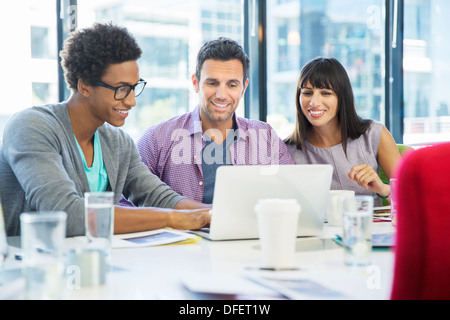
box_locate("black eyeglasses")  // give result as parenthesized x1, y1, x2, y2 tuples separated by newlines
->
(96, 78, 147, 100)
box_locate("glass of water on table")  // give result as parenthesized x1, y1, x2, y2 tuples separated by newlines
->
(20, 211, 67, 299)
(0, 200, 8, 268)
(342, 195, 374, 266)
(84, 192, 115, 257)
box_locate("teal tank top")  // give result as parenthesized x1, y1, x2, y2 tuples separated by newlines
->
(74, 131, 109, 192)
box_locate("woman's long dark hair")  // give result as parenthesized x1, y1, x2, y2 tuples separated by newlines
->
(285, 57, 372, 155)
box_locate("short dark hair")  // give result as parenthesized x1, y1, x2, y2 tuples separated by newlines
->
(195, 37, 250, 82)
(285, 57, 371, 154)
(60, 22, 143, 90)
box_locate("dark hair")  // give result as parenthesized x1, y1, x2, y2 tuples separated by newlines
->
(195, 37, 250, 82)
(285, 57, 372, 154)
(60, 22, 143, 90)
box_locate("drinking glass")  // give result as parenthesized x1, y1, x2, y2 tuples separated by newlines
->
(20, 211, 67, 299)
(342, 195, 373, 266)
(0, 200, 8, 268)
(84, 192, 115, 256)
(390, 178, 397, 226)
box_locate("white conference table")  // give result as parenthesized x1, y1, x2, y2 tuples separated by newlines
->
(1, 222, 395, 301)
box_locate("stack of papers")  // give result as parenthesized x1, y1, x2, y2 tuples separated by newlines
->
(373, 206, 391, 222)
(181, 271, 349, 300)
(245, 273, 349, 300)
(113, 228, 200, 249)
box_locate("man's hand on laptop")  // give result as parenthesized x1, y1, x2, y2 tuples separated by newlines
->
(168, 208, 211, 230)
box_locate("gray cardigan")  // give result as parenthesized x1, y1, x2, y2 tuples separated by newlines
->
(0, 103, 184, 236)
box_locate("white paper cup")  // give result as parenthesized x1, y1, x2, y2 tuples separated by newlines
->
(255, 199, 301, 269)
(327, 190, 355, 227)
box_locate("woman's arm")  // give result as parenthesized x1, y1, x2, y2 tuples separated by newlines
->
(377, 126, 402, 180)
(348, 126, 401, 199)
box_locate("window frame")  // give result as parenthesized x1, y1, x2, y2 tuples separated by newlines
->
(57, 0, 77, 102)
(385, 0, 404, 143)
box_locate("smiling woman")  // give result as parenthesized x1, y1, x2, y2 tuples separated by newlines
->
(285, 57, 400, 207)
(298, 82, 339, 138)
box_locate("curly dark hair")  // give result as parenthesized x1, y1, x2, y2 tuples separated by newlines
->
(195, 37, 250, 82)
(60, 22, 142, 90)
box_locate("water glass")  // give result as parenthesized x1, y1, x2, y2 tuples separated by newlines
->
(84, 192, 115, 256)
(20, 211, 67, 299)
(342, 195, 373, 266)
(0, 201, 8, 268)
(390, 178, 397, 226)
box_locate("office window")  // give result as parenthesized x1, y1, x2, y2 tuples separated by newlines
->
(77, 0, 244, 140)
(403, 0, 450, 145)
(0, 0, 58, 142)
(31, 27, 56, 59)
(0, 1, 243, 142)
(1, 1, 448, 146)
(265, 0, 385, 139)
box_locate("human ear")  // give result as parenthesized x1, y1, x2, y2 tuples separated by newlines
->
(241, 78, 249, 96)
(77, 78, 92, 97)
(191, 74, 200, 93)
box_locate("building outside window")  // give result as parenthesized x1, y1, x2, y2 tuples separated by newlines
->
(402, 0, 450, 145)
(77, 0, 244, 140)
(265, 0, 385, 139)
(265, 0, 450, 145)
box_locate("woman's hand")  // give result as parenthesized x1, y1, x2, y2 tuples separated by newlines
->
(348, 164, 390, 197)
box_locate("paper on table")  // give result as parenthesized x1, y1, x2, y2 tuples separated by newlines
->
(245, 272, 348, 300)
(373, 206, 391, 216)
(374, 205, 390, 210)
(182, 270, 350, 300)
(113, 228, 200, 249)
(181, 272, 282, 299)
(373, 206, 392, 222)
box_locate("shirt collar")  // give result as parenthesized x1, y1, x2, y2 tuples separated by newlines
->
(189, 105, 243, 141)
(189, 105, 203, 135)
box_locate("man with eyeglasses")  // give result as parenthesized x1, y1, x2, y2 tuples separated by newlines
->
(96, 78, 147, 101)
(0, 22, 211, 237)
(121, 37, 294, 206)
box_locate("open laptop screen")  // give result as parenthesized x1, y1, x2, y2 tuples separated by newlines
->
(194, 164, 333, 241)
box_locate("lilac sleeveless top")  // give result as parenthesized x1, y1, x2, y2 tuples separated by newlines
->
(287, 121, 383, 206)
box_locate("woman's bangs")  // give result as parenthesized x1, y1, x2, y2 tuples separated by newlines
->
(301, 68, 334, 90)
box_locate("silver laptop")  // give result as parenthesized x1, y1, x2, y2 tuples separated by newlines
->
(192, 164, 333, 240)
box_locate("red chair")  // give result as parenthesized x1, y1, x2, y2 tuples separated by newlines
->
(391, 142, 450, 300)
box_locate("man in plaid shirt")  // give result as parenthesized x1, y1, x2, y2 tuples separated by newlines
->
(122, 37, 293, 205)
